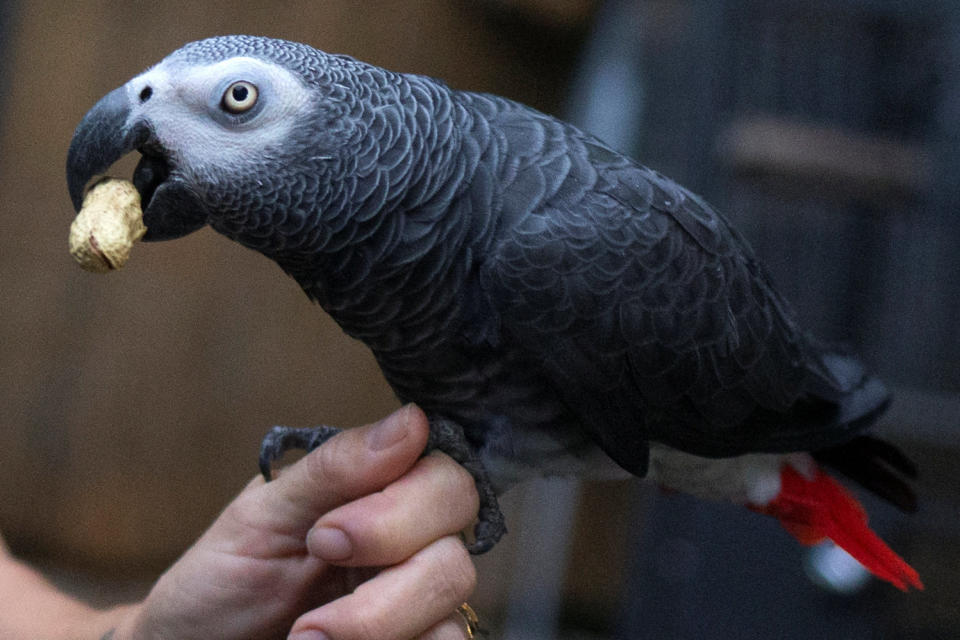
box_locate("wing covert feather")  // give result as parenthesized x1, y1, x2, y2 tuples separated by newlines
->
(480, 121, 865, 470)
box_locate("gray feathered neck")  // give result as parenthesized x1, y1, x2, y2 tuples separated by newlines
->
(180, 37, 488, 351)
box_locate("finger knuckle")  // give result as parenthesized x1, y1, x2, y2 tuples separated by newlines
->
(306, 437, 353, 499)
(423, 454, 480, 512)
(431, 460, 480, 530)
(356, 613, 389, 640)
(447, 463, 480, 509)
(414, 616, 468, 640)
(432, 537, 477, 603)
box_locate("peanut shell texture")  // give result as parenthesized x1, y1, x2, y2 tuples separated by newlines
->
(69, 177, 146, 273)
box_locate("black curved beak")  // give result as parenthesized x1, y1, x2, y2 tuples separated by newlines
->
(66, 85, 208, 241)
(66, 86, 150, 212)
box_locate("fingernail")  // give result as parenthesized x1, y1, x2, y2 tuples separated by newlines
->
(288, 631, 330, 640)
(308, 526, 353, 561)
(366, 405, 411, 451)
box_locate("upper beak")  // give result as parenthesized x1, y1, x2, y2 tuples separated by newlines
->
(66, 86, 151, 212)
(66, 84, 208, 241)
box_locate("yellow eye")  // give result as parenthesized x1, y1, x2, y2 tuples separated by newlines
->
(222, 81, 258, 113)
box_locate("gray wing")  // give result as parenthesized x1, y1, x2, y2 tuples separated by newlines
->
(478, 108, 888, 475)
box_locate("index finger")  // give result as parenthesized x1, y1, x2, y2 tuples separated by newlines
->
(234, 405, 430, 539)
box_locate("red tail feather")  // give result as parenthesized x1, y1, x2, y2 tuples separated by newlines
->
(752, 465, 923, 591)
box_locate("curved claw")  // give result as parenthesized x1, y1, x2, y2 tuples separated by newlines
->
(467, 507, 507, 555)
(258, 425, 342, 481)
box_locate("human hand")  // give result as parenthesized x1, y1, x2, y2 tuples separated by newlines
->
(114, 405, 479, 640)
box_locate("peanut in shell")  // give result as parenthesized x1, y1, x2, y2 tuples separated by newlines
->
(69, 177, 146, 273)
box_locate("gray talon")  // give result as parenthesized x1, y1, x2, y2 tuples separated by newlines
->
(258, 425, 341, 481)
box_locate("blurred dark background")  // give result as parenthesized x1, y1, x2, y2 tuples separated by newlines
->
(0, 1, 957, 638)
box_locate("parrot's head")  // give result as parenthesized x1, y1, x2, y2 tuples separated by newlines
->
(67, 35, 379, 251)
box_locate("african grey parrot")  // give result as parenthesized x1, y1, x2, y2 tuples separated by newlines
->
(67, 35, 921, 589)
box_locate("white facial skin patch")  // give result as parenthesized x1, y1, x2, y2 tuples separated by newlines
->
(129, 57, 314, 183)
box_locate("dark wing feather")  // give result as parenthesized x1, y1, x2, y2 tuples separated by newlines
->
(814, 436, 918, 513)
(480, 111, 889, 474)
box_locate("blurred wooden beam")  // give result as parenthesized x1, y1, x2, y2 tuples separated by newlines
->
(480, 0, 599, 30)
(719, 115, 928, 199)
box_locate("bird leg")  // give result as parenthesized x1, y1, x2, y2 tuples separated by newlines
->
(257, 418, 506, 555)
(426, 416, 506, 555)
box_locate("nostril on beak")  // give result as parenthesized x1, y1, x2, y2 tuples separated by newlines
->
(139, 86, 153, 103)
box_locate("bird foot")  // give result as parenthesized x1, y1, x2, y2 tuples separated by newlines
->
(257, 418, 506, 554)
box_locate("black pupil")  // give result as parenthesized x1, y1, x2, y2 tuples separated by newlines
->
(232, 85, 249, 103)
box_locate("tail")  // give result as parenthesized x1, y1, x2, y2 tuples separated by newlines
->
(814, 435, 918, 513)
(751, 464, 923, 591)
